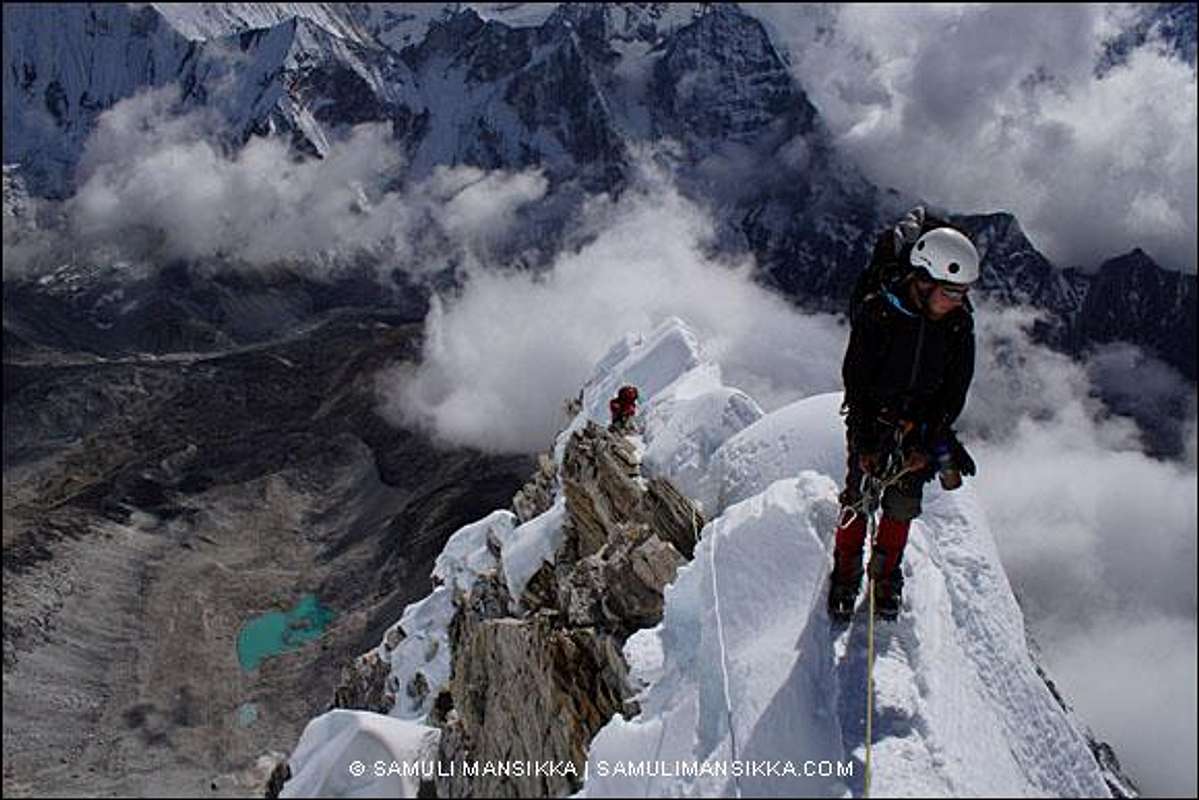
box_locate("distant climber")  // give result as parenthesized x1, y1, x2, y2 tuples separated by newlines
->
(608, 385, 639, 434)
(829, 208, 980, 622)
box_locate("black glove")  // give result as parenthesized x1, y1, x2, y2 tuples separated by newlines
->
(947, 432, 977, 476)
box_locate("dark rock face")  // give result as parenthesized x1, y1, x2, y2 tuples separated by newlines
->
(965, 212, 1087, 312)
(437, 615, 627, 799)
(502, 28, 627, 191)
(1076, 249, 1197, 376)
(430, 421, 703, 798)
(1098, 2, 1197, 75)
(650, 4, 816, 152)
(1, 262, 430, 360)
(331, 650, 393, 714)
(391, 7, 629, 194)
(956, 213, 1197, 380)
(265, 758, 292, 799)
(512, 453, 557, 524)
(2, 4, 199, 197)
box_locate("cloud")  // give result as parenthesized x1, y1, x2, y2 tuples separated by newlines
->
(61, 86, 548, 279)
(424, 166, 551, 260)
(749, 3, 1197, 273)
(975, 411, 1197, 796)
(973, 406, 1196, 621)
(961, 304, 1102, 439)
(1087, 340, 1197, 456)
(2, 169, 55, 280)
(1048, 616, 1197, 798)
(376, 164, 846, 453)
(964, 304, 1198, 796)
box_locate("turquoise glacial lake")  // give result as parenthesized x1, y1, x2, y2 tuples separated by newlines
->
(237, 593, 335, 671)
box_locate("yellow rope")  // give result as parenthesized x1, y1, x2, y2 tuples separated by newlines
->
(864, 511, 877, 799)
(865, 575, 876, 798)
(854, 429, 908, 799)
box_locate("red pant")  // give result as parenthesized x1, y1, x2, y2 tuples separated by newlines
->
(833, 513, 909, 582)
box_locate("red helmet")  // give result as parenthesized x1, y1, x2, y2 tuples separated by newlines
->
(618, 385, 638, 402)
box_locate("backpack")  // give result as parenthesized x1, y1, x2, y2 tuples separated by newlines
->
(849, 206, 958, 325)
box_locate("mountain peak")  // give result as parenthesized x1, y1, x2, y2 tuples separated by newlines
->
(1100, 246, 1156, 272)
(151, 2, 371, 44)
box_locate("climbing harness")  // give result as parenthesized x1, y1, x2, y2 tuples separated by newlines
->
(835, 418, 916, 535)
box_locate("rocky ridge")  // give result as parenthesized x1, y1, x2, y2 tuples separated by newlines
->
(328, 418, 704, 798)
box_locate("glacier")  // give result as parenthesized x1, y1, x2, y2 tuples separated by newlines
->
(281, 316, 1114, 798)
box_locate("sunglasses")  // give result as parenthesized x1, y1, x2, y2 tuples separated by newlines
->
(935, 283, 969, 301)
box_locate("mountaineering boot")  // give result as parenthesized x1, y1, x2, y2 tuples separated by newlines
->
(828, 511, 867, 622)
(868, 516, 911, 621)
(828, 568, 863, 622)
(871, 564, 905, 621)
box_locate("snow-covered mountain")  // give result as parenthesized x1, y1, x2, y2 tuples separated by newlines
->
(963, 213, 1196, 380)
(6, 7, 1183, 795)
(279, 316, 1135, 798)
(1098, 2, 1198, 76)
(5, 3, 1192, 379)
(1074, 248, 1198, 378)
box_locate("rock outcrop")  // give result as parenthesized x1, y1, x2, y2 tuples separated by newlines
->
(511, 452, 558, 524)
(430, 421, 703, 798)
(331, 648, 395, 715)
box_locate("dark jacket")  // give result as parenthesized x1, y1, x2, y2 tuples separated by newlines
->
(842, 286, 975, 452)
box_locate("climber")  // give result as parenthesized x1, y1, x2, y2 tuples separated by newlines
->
(608, 385, 639, 434)
(829, 210, 980, 622)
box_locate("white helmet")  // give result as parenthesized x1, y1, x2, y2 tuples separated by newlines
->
(909, 227, 980, 285)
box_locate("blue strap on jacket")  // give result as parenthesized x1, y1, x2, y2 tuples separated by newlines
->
(882, 288, 918, 318)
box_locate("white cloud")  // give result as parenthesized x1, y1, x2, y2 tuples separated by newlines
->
(975, 407, 1196, 620)
(962, 304, 1104, 440)
(63, 86, 547, 278)
(965, 305, 1198, 796)
(749, 3, 1197, 272)
(982, 424, 1198, 797)
(427, 166, 550, 256)
(376, 164, 845, 453)
(1048, 616, 1197, 798)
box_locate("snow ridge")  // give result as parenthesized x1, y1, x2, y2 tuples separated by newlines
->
(282, 316, 1115, 798)
(706, 513, 742, 798)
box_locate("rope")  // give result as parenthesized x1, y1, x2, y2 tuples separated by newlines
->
(864, 510, 877, 799)
(703, 507, 743, 799)
(846, 427, 908, 800)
